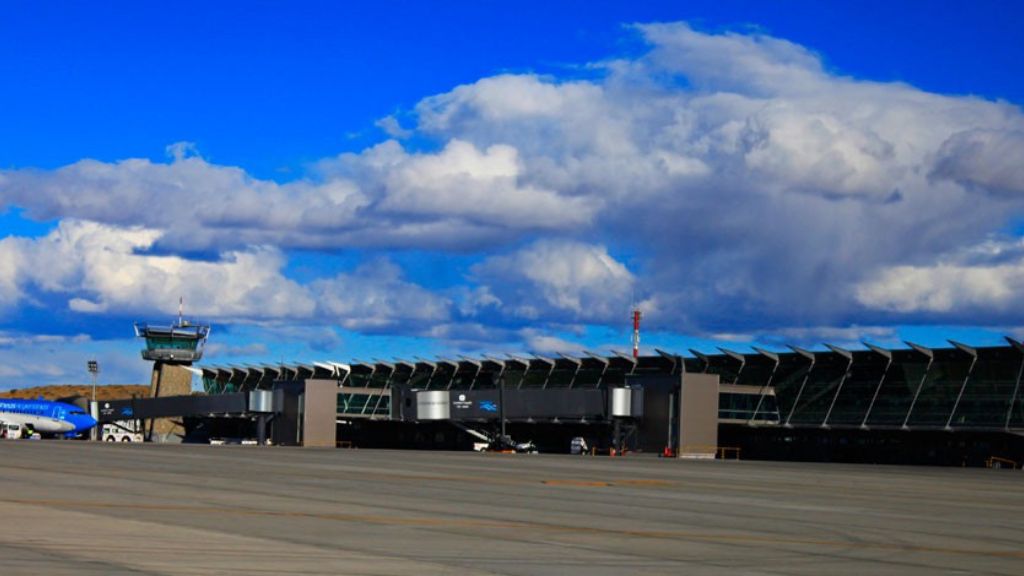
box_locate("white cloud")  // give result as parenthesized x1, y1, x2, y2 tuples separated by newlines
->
(636, 22, 828, 96)
(3, 22, 1024, 334)
(0, 331, 91, 348)
(0, 156, 371, 252)
(313, 258, 451, 331)
(165, 141, 200, 162)
(930, 129, 1024, 196)
(0, 222, 456, 333)
(417, 73, 607, 129)
(203, 342, 270, 358)
(471, 240, 635, 322)
(856, 262, 1022, 314)
(852, 234, 1024, 319)
(374, 116, 412, 139)
(363, 139, 596, 229)
(0, 220, 315, 319)
(0, 236, 25, 308)
(409, 24, 1024, 330)
(0, 362, 65, 379)
(520, 329, 587, 355)
(759, 325, 900, 349)
(0, 332, 147, 389)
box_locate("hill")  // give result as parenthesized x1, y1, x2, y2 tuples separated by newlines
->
(0, 385, 150, 401)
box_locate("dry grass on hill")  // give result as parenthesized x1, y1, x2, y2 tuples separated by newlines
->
(0, 385, 149, 401)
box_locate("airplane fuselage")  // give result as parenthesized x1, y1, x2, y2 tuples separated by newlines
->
(0, 399, 97, 435)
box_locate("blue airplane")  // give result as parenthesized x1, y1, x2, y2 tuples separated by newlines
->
(0, 398, 98, 437)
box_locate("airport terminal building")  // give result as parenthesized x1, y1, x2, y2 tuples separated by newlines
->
(186, 338, 1024, 466)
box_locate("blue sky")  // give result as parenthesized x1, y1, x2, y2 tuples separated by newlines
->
(1, 1, 1023, 388)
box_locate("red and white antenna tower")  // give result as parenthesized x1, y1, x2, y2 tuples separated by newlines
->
(631, 307, 642, 358)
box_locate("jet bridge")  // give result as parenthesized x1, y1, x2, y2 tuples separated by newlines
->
(392, 372, 719, 455)
(96, 378, 338, 447)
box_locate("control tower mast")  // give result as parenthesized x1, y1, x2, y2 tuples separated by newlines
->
(134, 299, 210, 442)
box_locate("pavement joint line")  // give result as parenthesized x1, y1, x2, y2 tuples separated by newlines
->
(3, 496, 1022, 561)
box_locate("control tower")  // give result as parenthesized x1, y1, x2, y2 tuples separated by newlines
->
(134, 304, 210, 442)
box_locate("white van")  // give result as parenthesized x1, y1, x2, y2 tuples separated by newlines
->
(2, 422, 23, 439)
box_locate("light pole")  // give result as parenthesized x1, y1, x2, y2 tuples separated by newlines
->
(87, 360, 99, 440)
(87, 360, 99, 403)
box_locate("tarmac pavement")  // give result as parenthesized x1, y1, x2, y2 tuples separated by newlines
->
(0, 441, 1022, 575)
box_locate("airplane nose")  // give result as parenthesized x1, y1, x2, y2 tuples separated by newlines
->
(78, 415, 97, 432)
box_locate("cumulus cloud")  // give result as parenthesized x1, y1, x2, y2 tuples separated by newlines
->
(0, 237, 24, 308)
(851, 238, 1024, 317)
(0, 222, 452, 333)
(855, 237, 1024, 318)
(414, 23, 1024, 330)
(165, 141, 200, 162)
(336, 139, 597, 230)
(203, 342, 270, 358)
(930, 129, 1024, 196)
(374, 116, 412, 139)
(0, 220, 314, 318)
(636, 22, 828, 96)
(752, 325, 900, 349)
(520, 329, 588, 355)
(1, 134, 601, 252)
(857, 262, 1020, 313)
(471, 240, 635, 323)
(0, 331, 91, 348)
(0, 156, 370, 252)
(312, 258, 451, 331)
(0, 334, 149, 389)
(3, 21, 1024, 338)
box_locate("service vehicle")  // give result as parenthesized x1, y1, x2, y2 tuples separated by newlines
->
(102, 420, 143, 442)
(1, 422, 23, 439)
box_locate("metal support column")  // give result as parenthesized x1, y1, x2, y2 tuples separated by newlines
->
(485, 357, 507, 392)
(329, 363, 351, 387)
(720, 348, 746, 385)
(506, 356, 530, 390)
(822, 344, 854, 428)
(369, 361, 396, 418)
(459, 357, 482, 390)
(414, 358, 437, 390)
(537, 356, 555, 389)
(860, 342, 892, 428)
(749, 347, 779, 424)
(613, 351, 638, 376)
(1004, 337, 1024, 431)
(689, 349, 711, 374)
(256, 414, 268, 445)
(499, 375, 507, 441)
(585, 352, 609, 389)
(442, 360, 459, 390)
(945, 341, 978, 430)
(902, 342, 934, 429)
(560, 354, 582, 388)
(785, 346, 815, 427)
(357, 363, 379, 415)
(656, 349, 679, 375)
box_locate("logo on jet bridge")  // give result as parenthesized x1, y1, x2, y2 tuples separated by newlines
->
(453, 393, 473, 410)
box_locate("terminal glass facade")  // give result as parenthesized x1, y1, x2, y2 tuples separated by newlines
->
(198, 342, 1024, 431)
